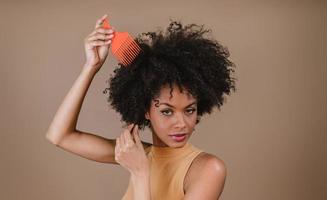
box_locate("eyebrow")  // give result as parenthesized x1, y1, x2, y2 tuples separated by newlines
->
(159, 101, 197, 108)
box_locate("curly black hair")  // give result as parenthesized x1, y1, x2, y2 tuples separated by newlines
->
(103, 20, 236, 130)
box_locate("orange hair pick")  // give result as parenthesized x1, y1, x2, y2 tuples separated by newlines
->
(102, 18, 142, 66)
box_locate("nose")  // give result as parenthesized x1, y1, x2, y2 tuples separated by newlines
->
(173, 112, 187, 129)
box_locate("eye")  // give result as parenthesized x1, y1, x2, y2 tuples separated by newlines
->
(187, 108, 196, 114)
(161, 109, 172, 116)
(161, 108, 197, 116)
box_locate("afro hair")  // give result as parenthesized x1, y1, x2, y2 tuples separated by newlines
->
(103, 20, 236, 130)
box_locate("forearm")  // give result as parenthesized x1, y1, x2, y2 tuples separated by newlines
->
(131, 172, 151, 200)
(46, 65, 97, 144)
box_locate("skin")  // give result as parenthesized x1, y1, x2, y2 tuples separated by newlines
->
(115, 84, 199, 199)
(85, 14, 228, 199)
(47, 14, 227, 200)
(145, 84, 198, 148)
(116, 84, 227, 199)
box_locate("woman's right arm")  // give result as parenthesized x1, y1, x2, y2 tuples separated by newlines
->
(45, 14, 119, 164)
(46, 14, 152, 164)
(45, 66, 120, 164)
(46, 66, 151, 164)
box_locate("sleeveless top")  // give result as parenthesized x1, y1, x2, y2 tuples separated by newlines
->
(121, 142, 204, 200)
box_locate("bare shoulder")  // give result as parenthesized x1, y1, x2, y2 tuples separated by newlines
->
(196, 152, 227, 173)
(185, 152, 227, 184)
(184, 152, 227, 199)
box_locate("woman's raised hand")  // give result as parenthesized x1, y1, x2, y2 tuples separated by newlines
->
(115, 124, 150, 176)
(83, 14, 115, 73)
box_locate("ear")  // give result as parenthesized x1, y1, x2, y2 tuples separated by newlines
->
(145, 112, 150, 120)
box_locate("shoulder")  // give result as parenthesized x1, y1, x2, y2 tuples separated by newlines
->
(187, 152, 227, 181)
(184, 152, 227, 199)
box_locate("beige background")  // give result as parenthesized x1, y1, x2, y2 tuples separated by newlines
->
(1, 0, 326, 199)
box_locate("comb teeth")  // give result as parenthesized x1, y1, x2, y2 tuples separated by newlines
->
(115, 39, 141, 66)
(110, 31, 142, 66)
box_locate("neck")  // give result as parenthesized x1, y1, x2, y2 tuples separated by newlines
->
(151, 131, 169, 147)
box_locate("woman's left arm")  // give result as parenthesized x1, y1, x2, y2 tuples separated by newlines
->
(115, 124, 151, 200)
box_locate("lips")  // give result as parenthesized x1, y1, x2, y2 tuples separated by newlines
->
(169, 133, 187, 142)
(170, 133, 187, 136)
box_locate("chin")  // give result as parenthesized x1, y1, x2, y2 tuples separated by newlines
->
(173, 141, 188, 148)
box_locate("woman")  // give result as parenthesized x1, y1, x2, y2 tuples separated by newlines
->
(46, 14, 236, 200)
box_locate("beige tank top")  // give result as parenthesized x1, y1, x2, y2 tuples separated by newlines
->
(121, 142, 204, 200)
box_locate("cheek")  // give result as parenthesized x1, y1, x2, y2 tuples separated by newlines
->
(150, 114, 172, 133)
(153, 117, 169, 131)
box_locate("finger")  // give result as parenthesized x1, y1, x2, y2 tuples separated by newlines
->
(88, 33, 114, 42)
(89, 40, 111, 47)
(88, 30, 114, 40)
(115, 138, 120, 162)
(124, 128, 134, 143)
(96, 27, 115, 34)
(126, 123, 134, 133)
(120, 133, 125, 146)
(115, 137, 120, 152)
(95, 14, 108, 29)
(96, 18, 115, 32)
(133, 125, 142, 147)
(124, 124, 135, 145)
(89, 28, 114, 36)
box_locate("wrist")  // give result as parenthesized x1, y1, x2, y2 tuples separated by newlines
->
(131, 170, 150, 181)
(82, 64, 99, 75)
(131, 162, 150, 178)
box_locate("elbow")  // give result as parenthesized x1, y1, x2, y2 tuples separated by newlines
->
(45, 133, 61, 146)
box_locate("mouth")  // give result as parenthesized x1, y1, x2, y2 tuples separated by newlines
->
(169, 133, 188, 142)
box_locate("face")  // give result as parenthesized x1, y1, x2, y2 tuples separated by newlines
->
(145, 84, 198, 148)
